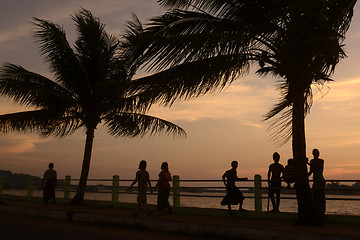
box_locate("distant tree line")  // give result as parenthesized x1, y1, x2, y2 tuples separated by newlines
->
(0, 170, 64, 189)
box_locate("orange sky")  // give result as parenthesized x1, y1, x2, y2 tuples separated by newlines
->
(0, 1, 360, 181)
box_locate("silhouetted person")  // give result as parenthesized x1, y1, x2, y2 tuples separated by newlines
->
(221, 161, 248, 217)
(308, 148, 326, 217)
(129, 160, 153, 216)
(267, 152, 284, 212)
(155, 162, 172, 214)
(41, 163, 57, 205)
(283, 158, 295, 188)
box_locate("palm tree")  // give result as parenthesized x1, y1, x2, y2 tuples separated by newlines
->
(123, 0, 356, 223)
(0, 9, 185, 204)
(258, 0, 356, 223)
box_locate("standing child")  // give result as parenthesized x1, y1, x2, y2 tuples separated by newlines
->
(267, 152, 284, 212)
(155, 162, 172, 214)
(41, 163, 57, 205)
(221, 161, 248, 217)
(129, 160, 153, 216)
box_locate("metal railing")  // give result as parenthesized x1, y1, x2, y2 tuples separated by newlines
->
(1, 175, 359, 214)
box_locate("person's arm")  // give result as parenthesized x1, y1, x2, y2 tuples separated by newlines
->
(54, 171, 58, 188)
(267, 166, 271, 185)
(41, 171, 46, 188)
(155, 172, 160, 189)
(308, 168, 313, 177)
(308, 161, 313, 177)
(148, 173, 153, 194)
(222, 173, 227, 187)
(129, 173, 138, 190)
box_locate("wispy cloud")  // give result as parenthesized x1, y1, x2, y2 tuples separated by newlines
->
(148, 79, 276, 129)
(0, 134, 46, 153)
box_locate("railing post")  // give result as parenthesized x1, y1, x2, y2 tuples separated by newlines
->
(27, 176, 34, 198)
(64, 175, 71, 200)
(173, 175, 180, 208)
(254, 174, 262, 213)
(112, 175, 119, 203)
(0, 175, 4, 196)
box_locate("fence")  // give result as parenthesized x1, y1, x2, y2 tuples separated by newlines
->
(1, 174, 359, 214)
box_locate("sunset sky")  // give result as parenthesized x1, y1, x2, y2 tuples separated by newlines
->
(1, 1, 360, 182)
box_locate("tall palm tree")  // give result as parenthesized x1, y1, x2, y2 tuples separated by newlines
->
(123, 0, 356, 223)
(0, 9, 185, 204)
(257, 0, 356, 223)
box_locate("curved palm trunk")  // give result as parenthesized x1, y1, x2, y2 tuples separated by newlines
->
(292, 93, 322, 225)
(71, 127, 95, 204)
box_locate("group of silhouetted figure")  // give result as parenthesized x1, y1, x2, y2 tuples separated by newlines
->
(221, 148, 325, 217)
(41, 160, 172, 216)
(128, 160, 172, 216)
(41, 149, 325, 217)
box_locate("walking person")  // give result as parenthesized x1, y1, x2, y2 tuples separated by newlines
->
(267, 152, 284, 212)
(129, 160, 153, 216)
(155, 162, 172, 214)
(308, 148, 326, 217)
(221, 161, 248, 217)
(41, 163, 57, 205)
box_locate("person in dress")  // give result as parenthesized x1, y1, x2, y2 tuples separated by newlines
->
(155, 162, 172, 214)
(267, 152, 284, 212)
(221, 161, 248, 217)
(129, 160, 153, 216)
(41, 163, 57, 205)
(308, 148, 326, 217)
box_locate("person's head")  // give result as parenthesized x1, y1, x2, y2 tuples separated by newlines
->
(49, 163, 54, 169)
(312, 149, 320, 158)
(139, 160, 147, 170)
(273, 152, 280, 163)
(161, 162, 169, 171)
(231, 161, 238, 169)
(287, 158, 294, 165)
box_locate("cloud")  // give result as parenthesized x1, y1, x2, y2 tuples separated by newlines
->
(0, 134, 46, 153)
(147, 79, 277, 129)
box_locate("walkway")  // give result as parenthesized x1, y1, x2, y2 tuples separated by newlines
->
(0, 198, 359, 240)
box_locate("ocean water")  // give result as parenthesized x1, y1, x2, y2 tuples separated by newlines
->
(4, 189, 360, 216)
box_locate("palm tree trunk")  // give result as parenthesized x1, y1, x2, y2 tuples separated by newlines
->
(70, 127, 95, 204)
(292, 92, 322, 225)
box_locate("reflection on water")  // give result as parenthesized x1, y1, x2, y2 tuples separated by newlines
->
(4, 189, 360, 216)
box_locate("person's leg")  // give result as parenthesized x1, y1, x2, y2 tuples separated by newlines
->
(134, 202, 141, 214)
(269, 188, 275, 210)
(239, 198, 244, 210)
(143, 202, 152, 216)
(52, 188, 56, 204)
(165, 189, 172, 213)
(227, 204, 232, 217)
(275, 189, 280, 211)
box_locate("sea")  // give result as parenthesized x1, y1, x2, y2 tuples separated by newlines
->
(4, 189, 360, 216)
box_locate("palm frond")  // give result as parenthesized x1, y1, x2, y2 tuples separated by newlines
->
(73, 9, 120, 89)
(0, 64, 76, 109)
(32, 17, 86, 94)
(0, 110, 81, 137)
(124, 9, 254, 72)
(265, 106, 293, 146)
(104, 112, 186, 138)
(130, 54, 250, 106)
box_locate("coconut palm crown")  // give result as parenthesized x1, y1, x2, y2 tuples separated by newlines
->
(0, 9, 185, 203)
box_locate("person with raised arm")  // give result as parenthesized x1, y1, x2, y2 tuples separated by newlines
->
(221, 161, 248, 217)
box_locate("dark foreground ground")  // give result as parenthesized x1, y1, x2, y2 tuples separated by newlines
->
(0, 197, 359, 240)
